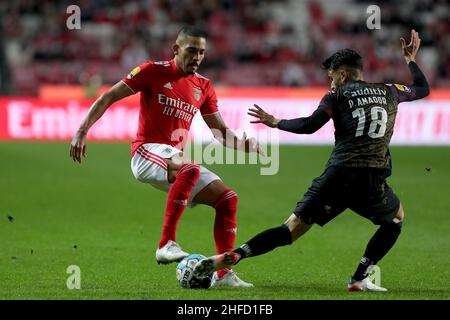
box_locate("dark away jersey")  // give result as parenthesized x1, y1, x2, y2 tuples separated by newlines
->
(277, 62, 429, 170)
(320, 80, 418, 169)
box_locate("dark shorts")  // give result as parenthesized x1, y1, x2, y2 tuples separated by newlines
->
(293, 166, 400, 226)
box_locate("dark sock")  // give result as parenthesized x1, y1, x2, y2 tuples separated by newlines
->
(233, 224, 292, 262)
(352, 222, 402, 281)
(352, 256, 375, 281)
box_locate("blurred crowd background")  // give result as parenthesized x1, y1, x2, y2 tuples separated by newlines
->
(0, 0, 449, 95)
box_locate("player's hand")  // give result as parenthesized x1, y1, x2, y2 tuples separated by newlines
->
(70, 131, 87, 163)
(248, 104, 280, 128)
(239, 132, 265, 156)
(400, 29, 421, 64)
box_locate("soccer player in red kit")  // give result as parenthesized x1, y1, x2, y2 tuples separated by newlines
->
(69, 26, 259, 287)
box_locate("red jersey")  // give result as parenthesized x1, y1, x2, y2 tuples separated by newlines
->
(121, 59, 219, 156)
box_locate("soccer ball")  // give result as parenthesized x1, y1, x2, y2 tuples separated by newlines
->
(176, 254, 212, 289)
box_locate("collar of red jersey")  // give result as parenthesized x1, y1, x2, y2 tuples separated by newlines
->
(169, 59, 177, 73)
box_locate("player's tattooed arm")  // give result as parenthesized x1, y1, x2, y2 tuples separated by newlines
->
(203, 112, 263, 154)
(70, 81, 134, 163)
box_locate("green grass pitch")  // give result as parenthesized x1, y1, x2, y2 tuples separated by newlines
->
(1, 142, 449, 300)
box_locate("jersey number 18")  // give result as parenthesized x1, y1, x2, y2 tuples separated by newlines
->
(352, 106, 388, 138)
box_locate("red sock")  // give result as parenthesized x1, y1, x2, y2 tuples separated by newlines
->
(158, 163, 200, 248)
(213, 189, 238, 278)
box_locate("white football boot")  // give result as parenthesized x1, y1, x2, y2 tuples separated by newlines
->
(211, 269, 254, 288)
(347, 276, 388, 292)
(155, 240, 189, 264)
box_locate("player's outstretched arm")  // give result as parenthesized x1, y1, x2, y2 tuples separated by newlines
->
(399, 29, 430, 100)
(203, 112, 263, 154)
(248, 104, 330, 134)
(247, 104, 280, 128)
(69, 81, 134, 163)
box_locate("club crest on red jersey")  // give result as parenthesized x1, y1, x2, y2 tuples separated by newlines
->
(194, 88, 202, 101)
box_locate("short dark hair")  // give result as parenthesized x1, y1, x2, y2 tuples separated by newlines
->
(321, 49, 363, 71)
(177, 26, 208, 40)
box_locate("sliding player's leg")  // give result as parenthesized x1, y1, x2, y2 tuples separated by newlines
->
(193, 213, 312, 278)
(193, 166, 346, 280)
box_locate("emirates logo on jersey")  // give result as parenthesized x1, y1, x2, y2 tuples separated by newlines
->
(158, 93, 198, 123)
(193, 88, 202, 101)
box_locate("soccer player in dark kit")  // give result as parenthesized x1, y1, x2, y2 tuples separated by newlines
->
(194, 30, 430, 291)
